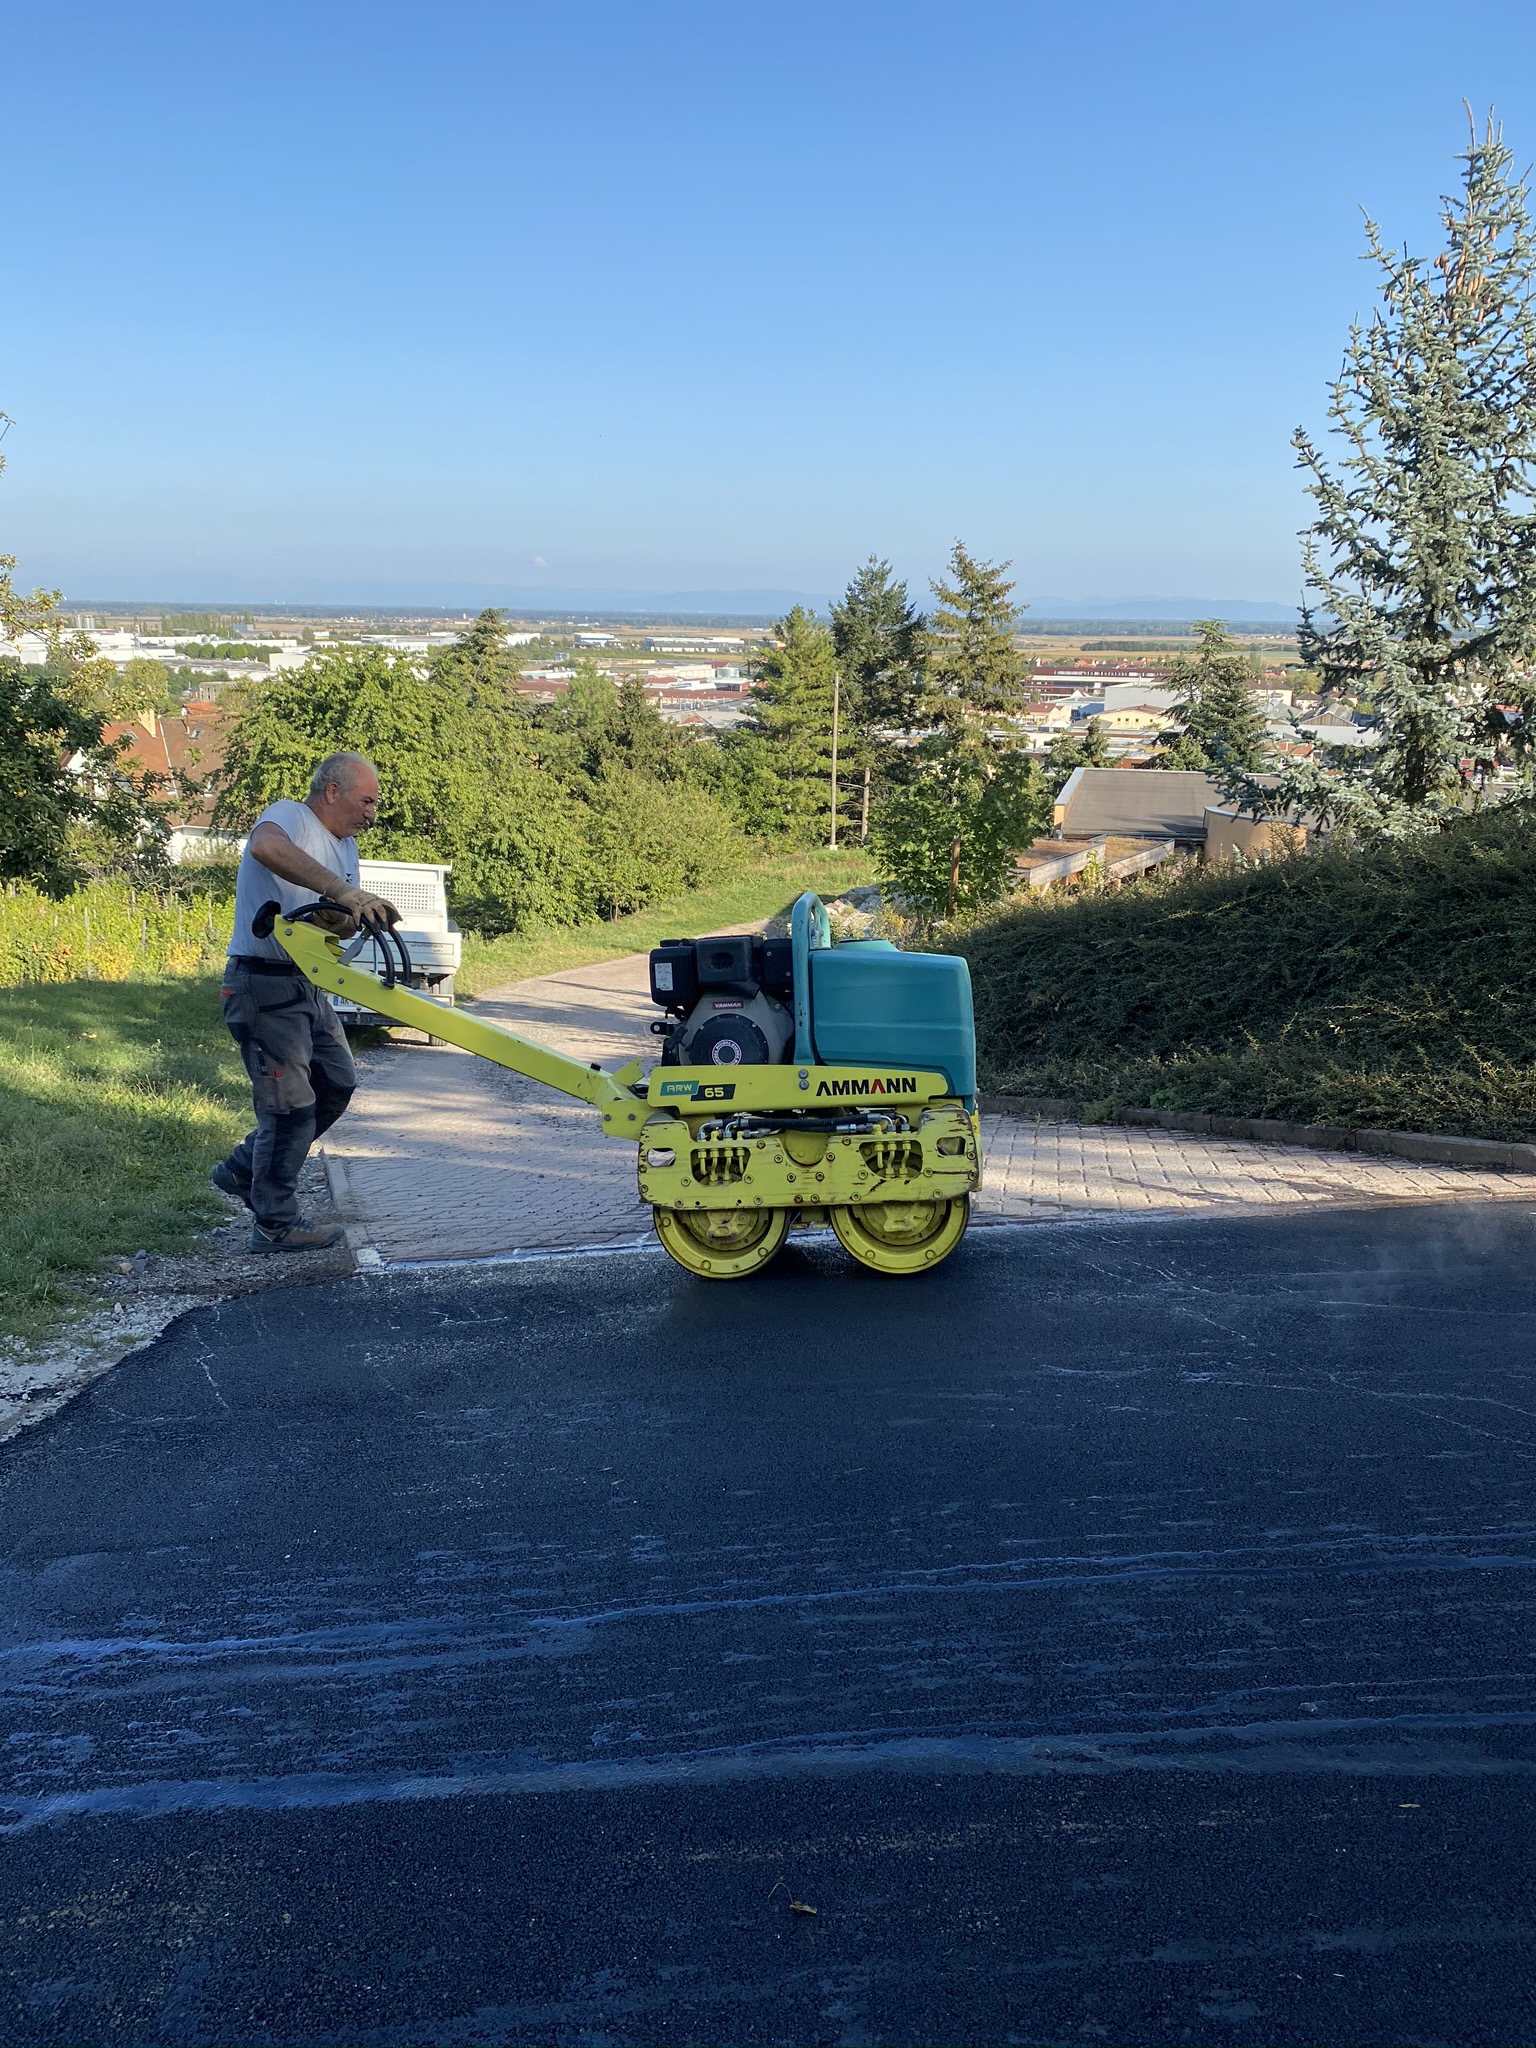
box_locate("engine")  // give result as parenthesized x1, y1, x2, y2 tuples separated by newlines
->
(647, 932, 795, 1067)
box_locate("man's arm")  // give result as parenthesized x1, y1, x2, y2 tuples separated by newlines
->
(248, 823, 400, 933)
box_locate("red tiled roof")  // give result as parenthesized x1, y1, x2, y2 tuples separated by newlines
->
(100, 705, 232, 826)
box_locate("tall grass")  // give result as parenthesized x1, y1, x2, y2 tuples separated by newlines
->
(0, 851, 878, 995)
(0, 878, 234, 985)
(953, 801, 1536, 1139)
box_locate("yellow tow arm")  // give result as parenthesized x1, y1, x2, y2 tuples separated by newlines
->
(271, 913, 961, 1132)
(271, 914, 647, 1132)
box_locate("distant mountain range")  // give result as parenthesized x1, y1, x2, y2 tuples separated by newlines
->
(1025, 596, 1295, 622)
(63, 584, 835, 619)
(65, 584, 1299, 626)
(420, 586, 836, 617)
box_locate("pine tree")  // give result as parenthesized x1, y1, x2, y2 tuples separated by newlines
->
(1156, 620, 1270, 773)
(1263, 112, 1536, 833)
(872, 544, 1039, 913)
(749, 605, 838, 841)
(924, 541, 1027, 726)
(830, 556, 926, 734)
(1042, 716, 1111, 792)
(829, 556, 927, 835)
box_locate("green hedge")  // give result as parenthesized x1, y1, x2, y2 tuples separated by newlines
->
(953, 801, 1536, 1141)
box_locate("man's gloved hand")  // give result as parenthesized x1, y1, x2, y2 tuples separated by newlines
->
(333, 884, 402, 936)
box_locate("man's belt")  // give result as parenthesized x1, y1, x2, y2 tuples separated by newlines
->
(226, 955, 305, 974)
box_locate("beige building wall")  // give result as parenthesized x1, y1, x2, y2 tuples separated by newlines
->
(1203, 806, 1306, 861)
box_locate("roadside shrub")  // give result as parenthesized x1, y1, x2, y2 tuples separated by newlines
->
(583, 771, 744, 918)
(952, 801, 1536, 1140)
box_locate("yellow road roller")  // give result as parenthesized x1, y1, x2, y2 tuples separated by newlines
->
(261, 891, 982, 1279)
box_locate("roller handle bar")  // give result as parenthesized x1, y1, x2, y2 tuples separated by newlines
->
(252, 897, 415, 989)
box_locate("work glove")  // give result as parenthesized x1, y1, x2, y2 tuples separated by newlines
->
(332, 884, 402, 936)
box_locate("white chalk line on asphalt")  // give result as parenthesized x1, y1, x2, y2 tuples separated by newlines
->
(347, 1187, 1536, 1279)
(348, 1214, 1106, 1277)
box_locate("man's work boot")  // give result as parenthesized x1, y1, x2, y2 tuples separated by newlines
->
(211, 1161, 253, 1210)
(247, 1218, 346, 1254)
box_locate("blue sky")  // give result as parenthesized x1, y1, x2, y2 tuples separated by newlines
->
(5, 0, 1535, 612)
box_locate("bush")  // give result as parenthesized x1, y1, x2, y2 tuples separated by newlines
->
(583, 771, 743, 918)
(952, 802, 1536, 1140)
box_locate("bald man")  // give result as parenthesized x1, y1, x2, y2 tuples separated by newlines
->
(215, 752, 399, 1252)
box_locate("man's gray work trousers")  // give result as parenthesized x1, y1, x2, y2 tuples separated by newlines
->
(219, 959, 357, 1230)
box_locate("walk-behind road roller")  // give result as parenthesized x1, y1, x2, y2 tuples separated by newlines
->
(261, 891, 983, 1280)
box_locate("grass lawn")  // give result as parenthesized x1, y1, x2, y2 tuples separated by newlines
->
(0, 849, 875, 1346)
(0, 977, 249, 1342)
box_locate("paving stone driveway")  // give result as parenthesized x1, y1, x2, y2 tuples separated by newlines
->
(321, 952, 1536, 1264)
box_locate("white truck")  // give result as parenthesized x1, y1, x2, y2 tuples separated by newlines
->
(329, 858, 462, 1026)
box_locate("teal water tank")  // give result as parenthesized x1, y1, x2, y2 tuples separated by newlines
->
(809, 940, 976, 1099)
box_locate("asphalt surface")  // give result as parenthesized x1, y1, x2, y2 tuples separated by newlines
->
(4, 1202, 1536, 2046)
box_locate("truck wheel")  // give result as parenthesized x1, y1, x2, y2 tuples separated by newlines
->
(829, 1196, 970, 1275)
(653, 1206, 791, 1280)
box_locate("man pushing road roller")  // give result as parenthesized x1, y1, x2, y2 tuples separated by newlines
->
(213, 752, 400, 1252)
(248, 802, 986, 1277)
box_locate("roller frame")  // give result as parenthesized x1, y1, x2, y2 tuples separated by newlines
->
(270, 912, 984, 1252)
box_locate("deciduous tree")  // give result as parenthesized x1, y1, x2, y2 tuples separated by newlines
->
(872, 731, 1047, 920)
(536, 664, 696, 787)
(0, 413, 67, 650)
(0, 411, 172, 888)
(0, 660, 174, 894)
(119, 657, 181, 717)
(213, 645, 592, 932)
(215, 643, 745, 934)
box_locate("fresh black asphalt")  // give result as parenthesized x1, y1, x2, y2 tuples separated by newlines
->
(3, 1201, 1536, 2045)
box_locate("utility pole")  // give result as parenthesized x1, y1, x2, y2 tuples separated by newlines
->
(860, 764, 871, 842)
(829, 668, 840, 850)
